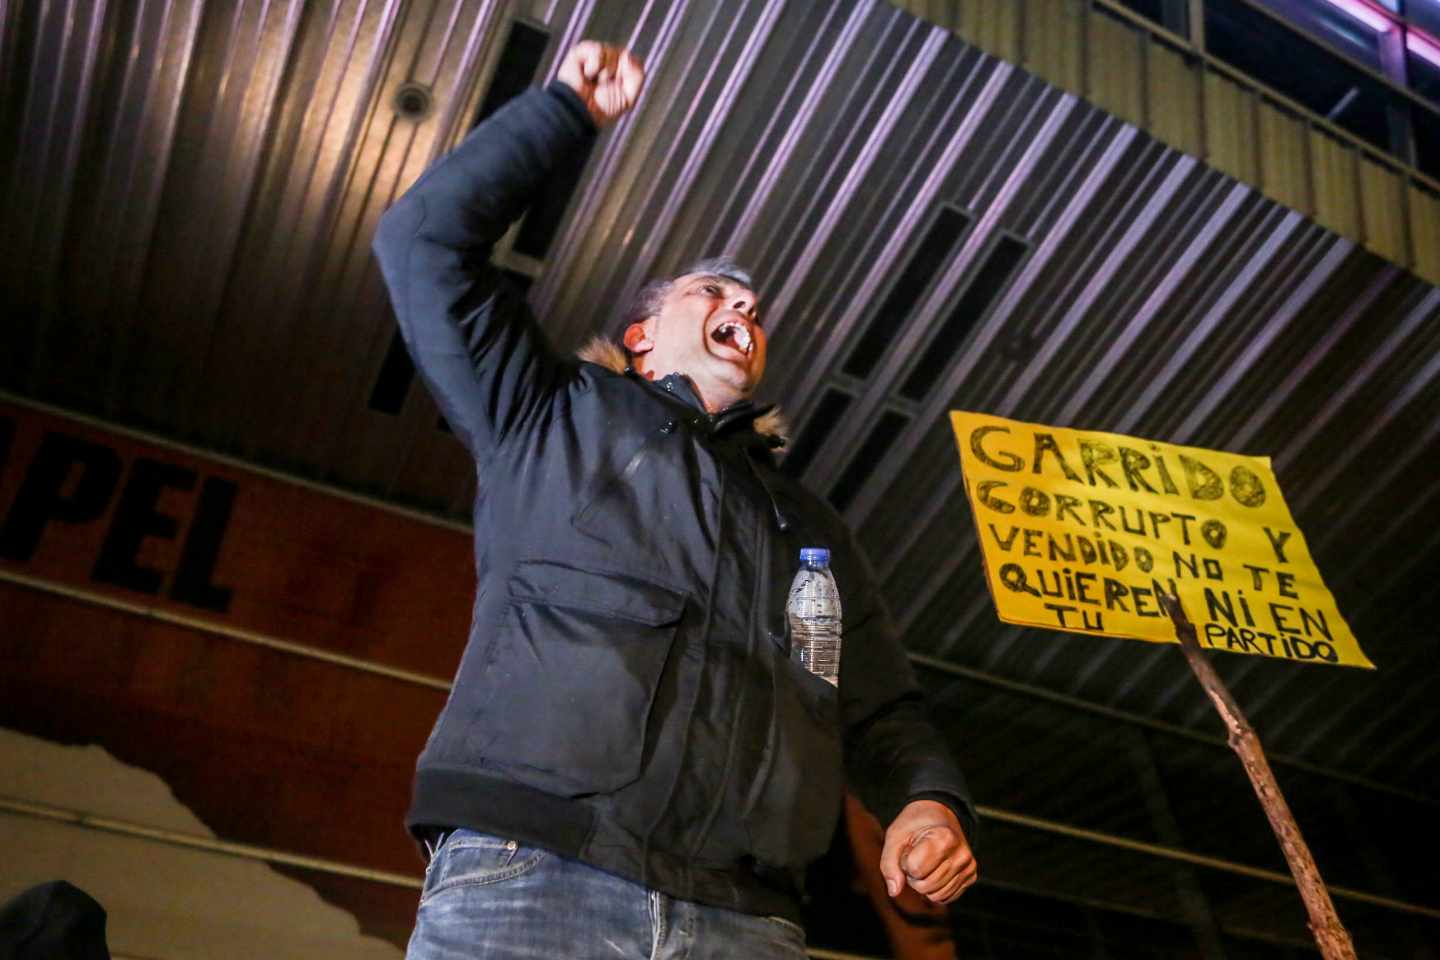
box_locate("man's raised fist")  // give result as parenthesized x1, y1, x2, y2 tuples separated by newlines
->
(557, 41, 645, 127)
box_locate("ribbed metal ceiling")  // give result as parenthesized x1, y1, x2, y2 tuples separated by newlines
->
(3, 0, 1438, 954)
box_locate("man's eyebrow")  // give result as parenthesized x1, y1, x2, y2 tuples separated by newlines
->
(689, 274, 733, 288)
(689, 275, 757, 301)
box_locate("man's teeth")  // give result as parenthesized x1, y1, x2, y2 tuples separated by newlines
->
(714, 322, 751, 354)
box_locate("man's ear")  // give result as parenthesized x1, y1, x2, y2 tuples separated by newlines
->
(623, 320, 654, 355)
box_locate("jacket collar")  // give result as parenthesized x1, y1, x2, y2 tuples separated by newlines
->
(576, 336, 788, 449)
(577, 336, 794, 531)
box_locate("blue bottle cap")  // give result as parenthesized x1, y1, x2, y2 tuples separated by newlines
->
(799, 547, 830, 566)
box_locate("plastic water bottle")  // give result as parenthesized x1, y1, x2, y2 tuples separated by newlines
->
(788, 547, 842, 686)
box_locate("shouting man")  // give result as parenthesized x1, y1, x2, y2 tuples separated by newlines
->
(372, 40, 978, 959)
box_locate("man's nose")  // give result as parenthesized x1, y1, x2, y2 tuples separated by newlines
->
(732, 298, 754, 317)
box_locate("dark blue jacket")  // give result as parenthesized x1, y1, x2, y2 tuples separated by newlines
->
(371, 82, 975, 921)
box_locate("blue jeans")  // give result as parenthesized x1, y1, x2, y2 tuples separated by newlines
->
(406, 830, 809, 960)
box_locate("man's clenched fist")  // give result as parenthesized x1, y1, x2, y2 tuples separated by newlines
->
(557, 41, 644, 127)
(879, 799, 978, 905)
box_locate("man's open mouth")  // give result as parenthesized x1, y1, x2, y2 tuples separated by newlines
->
(711, 320, 753, 356)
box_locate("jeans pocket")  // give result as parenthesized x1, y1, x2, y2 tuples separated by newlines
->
(420, 830, 546, 905)
(764, 915, 807, 942)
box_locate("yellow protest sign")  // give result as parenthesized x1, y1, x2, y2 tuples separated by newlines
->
(949, 412, 1372, 668)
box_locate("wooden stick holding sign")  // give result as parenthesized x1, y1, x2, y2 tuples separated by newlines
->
(1158, 589, 1357, 960)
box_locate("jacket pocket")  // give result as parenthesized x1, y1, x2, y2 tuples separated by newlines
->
(473, 560, 685, 797)
(741, 656, 844, 867)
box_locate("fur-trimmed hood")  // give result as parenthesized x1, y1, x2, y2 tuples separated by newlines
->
(576, 336, 789, 447)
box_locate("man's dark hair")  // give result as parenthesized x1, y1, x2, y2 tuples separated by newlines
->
(614, 257, 755, 352)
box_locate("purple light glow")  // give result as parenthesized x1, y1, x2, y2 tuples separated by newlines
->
(1408, 29, 1440, 67)
(1322, 0, 1396, 32)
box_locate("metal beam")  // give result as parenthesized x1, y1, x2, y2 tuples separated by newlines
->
(975, 805, 1440, 920)
(1128, 730, 1225, 959)
(1, 794, 891, 957)
(909, 653, 1436, 806)
(1, 562, 1431, 807)
(7, 792, 1439, 922)
(0, 795, 422, 889)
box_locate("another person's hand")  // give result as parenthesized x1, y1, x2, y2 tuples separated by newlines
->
(879, 799, 977, 904)
(557, 41, 644, 127)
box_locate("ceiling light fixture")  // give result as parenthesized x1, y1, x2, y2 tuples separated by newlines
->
(394, 82, 434, 122)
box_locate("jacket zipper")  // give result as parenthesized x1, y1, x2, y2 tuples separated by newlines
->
(571, 422, 670, 528)
(744, 453, 791, 533)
